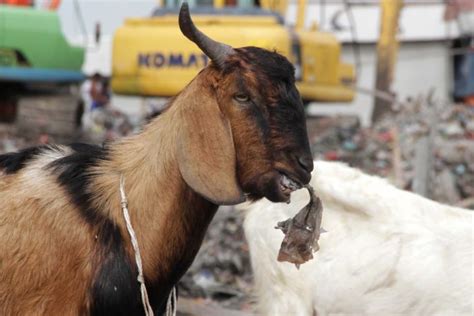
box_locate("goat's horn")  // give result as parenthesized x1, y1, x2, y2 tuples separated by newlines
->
(179, 2, 233, 68)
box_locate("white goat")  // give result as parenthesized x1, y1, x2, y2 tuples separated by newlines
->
(244, 161, 473, 316)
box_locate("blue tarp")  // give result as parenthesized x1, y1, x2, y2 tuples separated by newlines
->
(0, 67, 85, 83)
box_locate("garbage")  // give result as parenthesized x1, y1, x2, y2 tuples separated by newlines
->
(308, 101, 474, 206)
(342, 140, 358, 151)
(82, 107, 135, 143)
(431, 169, 461, 205)
(439, 121, 464, 138)
(0, 124, 29, 154)
(454, 164, 467, 175)
(178, 207, 253, 310)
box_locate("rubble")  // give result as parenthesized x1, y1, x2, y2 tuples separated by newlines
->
(81, 106, 135, 143)
(431, 169, 461, 205)
(0, 124, 31, 154)
(309, 101, 474, 206)
(178, 207, 253, 311)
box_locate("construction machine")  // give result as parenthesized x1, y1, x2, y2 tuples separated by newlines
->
(0, 1, 85, 141)
(112, 0, 355, 104)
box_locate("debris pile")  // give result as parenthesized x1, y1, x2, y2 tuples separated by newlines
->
(309, 101, 474, 208)
(309, 116, 395, 178)
(178, 207, 253, 311)
(432, 105, 474, 207)
(0, 125, 31, 154)
(81, 106, 135, 143)
(0, 107, 136, 153)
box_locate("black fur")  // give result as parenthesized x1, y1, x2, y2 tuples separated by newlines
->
(231, 47, 309, 162)
(46, 143, 147, 315)
(248, 100, 271, 140)
(0, 146, 45, 174)
(90, 220, 143, 315)
(223, 46, 312, 201)
(224, 47, 295, 86)
(48, 143, 110, 225)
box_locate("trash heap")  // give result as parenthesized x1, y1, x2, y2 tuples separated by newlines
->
(178, 206, 254, 311)
(431, 104, 474, 206)
(0, 125, 31, 154)
(0, 106, 136, 153)
(309, 101, 474, 208)
(81, 107, 135, 143)
(309, 116, 395, 178)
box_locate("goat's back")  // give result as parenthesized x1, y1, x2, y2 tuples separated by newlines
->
(0, 146, 94, 314)
(243, 161, 473, 316)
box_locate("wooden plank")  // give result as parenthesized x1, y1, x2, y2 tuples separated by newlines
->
(372, 0, 403, 122)
(391, 126, 403, 188)
(412, 135, 430, 196)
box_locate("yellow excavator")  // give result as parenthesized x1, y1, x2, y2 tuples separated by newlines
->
(111, 0, 355, 103)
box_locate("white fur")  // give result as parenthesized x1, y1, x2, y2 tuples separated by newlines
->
(243, 161, 473, 316)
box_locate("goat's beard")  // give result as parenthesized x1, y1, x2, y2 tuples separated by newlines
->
(242, 170, 290, 203)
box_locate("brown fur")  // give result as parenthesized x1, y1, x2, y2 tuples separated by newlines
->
(0, 48, 312, 313)
(0, 150, 93, 314)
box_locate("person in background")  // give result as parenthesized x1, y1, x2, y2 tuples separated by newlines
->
(80, 73, 111, 138)
(90, 73, 109, 111)
(445, 0, 474, 105)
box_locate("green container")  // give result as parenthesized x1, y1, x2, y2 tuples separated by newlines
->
(0, 5, 84, 82)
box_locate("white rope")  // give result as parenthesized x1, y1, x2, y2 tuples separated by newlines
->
(165, 286, 177, 316)
(119, 175, 177, 316)
(120, 175, 154, 316)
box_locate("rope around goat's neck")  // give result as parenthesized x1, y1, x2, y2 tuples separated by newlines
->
(119, 175, 177, 316)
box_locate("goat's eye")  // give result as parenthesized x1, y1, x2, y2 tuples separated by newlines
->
(234, 94, 250, 103)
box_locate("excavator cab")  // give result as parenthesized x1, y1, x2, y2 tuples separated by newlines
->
(112, 0, 354, 102)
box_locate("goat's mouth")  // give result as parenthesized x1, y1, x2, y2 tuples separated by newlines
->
(241, 167, 309, 203)
(278, 172, 302, 201)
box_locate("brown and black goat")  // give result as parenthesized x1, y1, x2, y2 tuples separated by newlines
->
(0, 3, 313, 315)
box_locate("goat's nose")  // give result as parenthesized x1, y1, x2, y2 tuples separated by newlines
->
(298, 155, 314, 173)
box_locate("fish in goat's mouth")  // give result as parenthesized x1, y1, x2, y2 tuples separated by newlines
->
(279, 173, 302, 199)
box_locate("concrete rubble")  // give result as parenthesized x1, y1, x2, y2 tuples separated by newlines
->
(310, 101, 474, 207)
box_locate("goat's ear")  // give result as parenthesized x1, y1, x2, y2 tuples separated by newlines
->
(177, 92, 245, 205)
